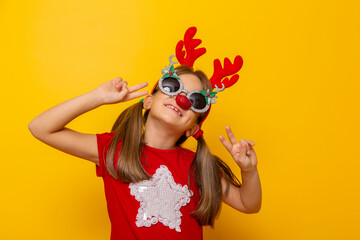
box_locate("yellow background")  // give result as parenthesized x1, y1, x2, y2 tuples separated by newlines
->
(1, 0, 359, 239)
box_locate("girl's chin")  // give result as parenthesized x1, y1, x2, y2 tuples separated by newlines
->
(150, 116, 188, 131)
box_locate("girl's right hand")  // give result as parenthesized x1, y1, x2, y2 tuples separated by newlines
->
(94, 77, 149, 105)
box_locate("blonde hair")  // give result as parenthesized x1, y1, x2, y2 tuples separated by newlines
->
(104, 65, 241, 226)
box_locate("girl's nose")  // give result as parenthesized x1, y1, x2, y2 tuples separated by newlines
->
(175, 94, 192, 110)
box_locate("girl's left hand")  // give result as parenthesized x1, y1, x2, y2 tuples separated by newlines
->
(219, 126, 257, 172)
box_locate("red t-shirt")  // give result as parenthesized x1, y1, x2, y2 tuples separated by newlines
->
(95, 132, 202, 240)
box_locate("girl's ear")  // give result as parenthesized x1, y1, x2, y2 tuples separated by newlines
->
(143, 95, 152, 109)
(186, 124, 200, 137)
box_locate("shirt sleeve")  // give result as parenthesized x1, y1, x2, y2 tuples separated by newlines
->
(95, 131, 116, 177)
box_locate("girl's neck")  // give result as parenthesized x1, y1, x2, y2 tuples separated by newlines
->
(143, 120, 182, 150)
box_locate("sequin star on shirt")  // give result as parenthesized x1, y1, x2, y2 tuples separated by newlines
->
(129, 165, 193, 232)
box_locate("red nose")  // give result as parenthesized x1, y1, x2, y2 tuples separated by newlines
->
(176, 94, 192, 110)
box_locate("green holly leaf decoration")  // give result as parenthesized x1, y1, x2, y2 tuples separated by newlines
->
(199, 90, 208, 96)
(199, 90, 219, 105)
(172, 73, 180, 80)
(206, 97, 211, 104)
(209, 92, 218, 97)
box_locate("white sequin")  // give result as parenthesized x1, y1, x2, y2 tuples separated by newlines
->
(129, 165, 193, 232)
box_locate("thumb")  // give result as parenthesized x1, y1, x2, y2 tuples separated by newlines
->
(240, 139, 250, 156)
(113, 78, 124, 90)
(117, 82, 129, 100)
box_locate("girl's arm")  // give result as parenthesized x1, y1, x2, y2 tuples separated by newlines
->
(219, 126, 262, 213)
(221, 168, 262, 214)
(28, 78, 148, 165)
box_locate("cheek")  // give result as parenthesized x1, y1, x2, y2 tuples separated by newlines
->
(150, 92, 167, 106)
(186, 112, 201, 125)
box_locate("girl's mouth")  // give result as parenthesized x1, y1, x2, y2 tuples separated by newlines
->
(165, 104, 183, 117)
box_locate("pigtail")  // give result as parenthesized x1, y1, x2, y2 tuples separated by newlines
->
(190, 135, 222, 226)
(190, 135, 241, 226)
(105, 102, 151, 182)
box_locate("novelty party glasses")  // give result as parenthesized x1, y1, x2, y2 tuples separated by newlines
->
(158, 76, 210, 113)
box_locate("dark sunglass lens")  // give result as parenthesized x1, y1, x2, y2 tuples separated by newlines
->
(161, 78, 180, 93)
(189, 92, 207, 110)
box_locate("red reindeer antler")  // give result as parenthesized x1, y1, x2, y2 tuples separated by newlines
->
(209, 55, 243, 89)
(176, 27, 206, 67)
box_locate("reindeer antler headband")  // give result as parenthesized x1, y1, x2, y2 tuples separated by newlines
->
(149, 26, 243, 139)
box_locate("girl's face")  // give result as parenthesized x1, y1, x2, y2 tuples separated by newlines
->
(146, 73, 203, 135)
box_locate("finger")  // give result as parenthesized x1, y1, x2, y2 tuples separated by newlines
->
(127, 82, 149, 93)
(114, 82, 128, 91)
(241, 139, 251, 155)
(113, 77, 123, 83)
(219, 135, 233, 153)
(124, 90, 149, 101)
(247, 139, 255, 145)
(117, 82, 129, 99)
(247, 140, 255, 155)
(113, 77, 123, 86)
(111, 77, 123, 87)
(225, 126, 238, 145)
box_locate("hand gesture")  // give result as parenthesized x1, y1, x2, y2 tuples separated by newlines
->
(94, 77, 148, 105)
(219, 126, 257, 172)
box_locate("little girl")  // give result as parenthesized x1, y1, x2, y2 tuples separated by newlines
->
(28, 27, 261, 240)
